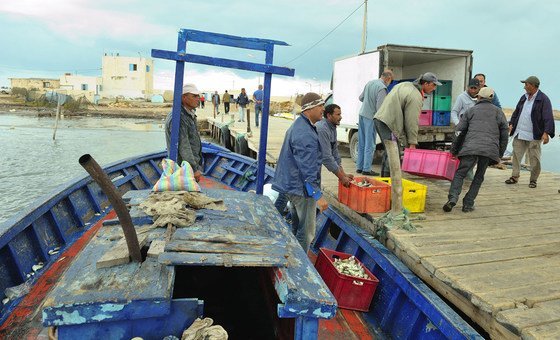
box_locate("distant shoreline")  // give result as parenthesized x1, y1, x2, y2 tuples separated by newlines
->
(1, 96, 559, 121)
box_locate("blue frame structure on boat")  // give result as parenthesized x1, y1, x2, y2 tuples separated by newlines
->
(151, 29, 295, 195)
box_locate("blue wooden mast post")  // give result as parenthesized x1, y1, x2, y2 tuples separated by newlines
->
(152, 29, 295, 194)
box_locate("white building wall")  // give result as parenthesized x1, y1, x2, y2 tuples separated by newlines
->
(58, 75, 101, 101)
(101, 55, 154, 99)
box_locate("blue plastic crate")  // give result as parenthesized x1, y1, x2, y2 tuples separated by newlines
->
(432, 111, 451, 126)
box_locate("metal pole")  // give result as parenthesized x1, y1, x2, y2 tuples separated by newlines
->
(361, 0, 368, 54)
(256, 46, 274, 194)
(169, 31, 187, 162)
(79, 154, 142, 263)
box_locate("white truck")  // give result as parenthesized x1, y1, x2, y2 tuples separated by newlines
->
(326, 44, 473, 160)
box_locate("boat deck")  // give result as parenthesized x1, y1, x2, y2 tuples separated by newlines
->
(206, 115, 560, 339)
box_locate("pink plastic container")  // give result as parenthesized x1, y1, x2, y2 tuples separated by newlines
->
(419, 110, 433, 126)
(402, 148, 459, 181)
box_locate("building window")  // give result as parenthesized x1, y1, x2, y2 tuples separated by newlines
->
(129, 63, 137, 71)
(43, 82, 51, 88)
(81, 84, 88, 91)
(146, 65, 150, 72)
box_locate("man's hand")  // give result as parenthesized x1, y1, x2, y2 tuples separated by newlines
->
(194, 170, 202, 182)
(347, 173, 354, 180)
(340, 175, 352, 188)
(542, 132, 550, 145)
(508, 124, 513, 134)
(408, 144, 417, 149)
(317, 197, 328, 212)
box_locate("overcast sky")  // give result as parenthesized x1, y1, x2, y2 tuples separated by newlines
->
(0, 0, 558, 108)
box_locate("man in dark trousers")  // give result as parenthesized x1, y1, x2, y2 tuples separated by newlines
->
(272, 92, 328, 252)
(505, 76, 555, 188)
(443, 87, 509, 212)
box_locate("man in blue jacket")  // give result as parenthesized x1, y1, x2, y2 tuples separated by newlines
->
(505, 76, 555, 188)
(272, 92, 329, 252)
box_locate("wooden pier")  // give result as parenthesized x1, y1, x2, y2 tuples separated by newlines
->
(204, 113, 560, 339)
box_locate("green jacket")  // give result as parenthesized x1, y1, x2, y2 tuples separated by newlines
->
(374, 82, 423, 146)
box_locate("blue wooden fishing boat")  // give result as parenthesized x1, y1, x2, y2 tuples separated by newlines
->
(0, 29, 482, 339)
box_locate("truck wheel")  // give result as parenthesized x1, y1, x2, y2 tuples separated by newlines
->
(349, 132, 358, 162)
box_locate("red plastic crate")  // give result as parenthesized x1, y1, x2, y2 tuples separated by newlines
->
(419, 110, 433, 126)
(315, 248, 379, 312)
(338, 177, 390, 213)
(402, 148, 459, 181)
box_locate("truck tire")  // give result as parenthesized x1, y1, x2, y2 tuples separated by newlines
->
(349, 132, 358, 162)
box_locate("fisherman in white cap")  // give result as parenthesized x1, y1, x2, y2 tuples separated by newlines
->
(165, 83, 203, 181)
(272, 92, 329, 252)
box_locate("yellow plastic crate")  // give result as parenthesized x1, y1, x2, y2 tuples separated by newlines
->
(377, 177, 427, 213)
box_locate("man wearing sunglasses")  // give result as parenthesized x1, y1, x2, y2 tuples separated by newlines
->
(450, 78, 481, 125)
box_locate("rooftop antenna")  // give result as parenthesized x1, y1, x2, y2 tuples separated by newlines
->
(361, 0, 368, 54)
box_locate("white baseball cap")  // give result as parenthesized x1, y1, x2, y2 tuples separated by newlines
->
(182, 83, 200, 95)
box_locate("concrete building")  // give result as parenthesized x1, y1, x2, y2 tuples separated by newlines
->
(101, 54, 154, 99)
(59, 73, 102, 102)
(9, 78, 60, 92)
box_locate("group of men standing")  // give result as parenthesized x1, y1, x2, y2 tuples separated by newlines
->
(165, 69, 555, 253)
(208, 86, 264, 127)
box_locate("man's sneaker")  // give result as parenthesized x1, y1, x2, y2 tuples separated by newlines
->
(442, 201, 456, 212)
(362, 170, 379, 176)
(356, 169, 363, 174)
(462, 206, 474, 213)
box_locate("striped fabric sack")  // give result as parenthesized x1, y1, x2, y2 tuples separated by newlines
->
(153, 158, 201, 192)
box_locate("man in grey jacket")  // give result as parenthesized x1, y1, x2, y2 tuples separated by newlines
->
(443, 87, 509, 212)
(165, 84, 203, 181)
(355, 71, 393, 175)
(450, 78, 480, 125)
(316, 104, 354, 186)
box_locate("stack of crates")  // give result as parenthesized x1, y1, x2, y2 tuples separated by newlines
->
(432, 80, 452, 126)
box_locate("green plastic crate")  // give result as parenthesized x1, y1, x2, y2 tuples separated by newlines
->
(435, 80, 452, 97)
(433, 95, 452, 111)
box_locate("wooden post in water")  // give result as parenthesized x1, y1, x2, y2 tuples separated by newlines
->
(246, 108, 251, 133)
(52, 98, 61, 140)
(384, 140, 403, 213)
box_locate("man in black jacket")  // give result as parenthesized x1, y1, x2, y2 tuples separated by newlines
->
(443, 87, 509, 212)
(505, 76, 555, 188)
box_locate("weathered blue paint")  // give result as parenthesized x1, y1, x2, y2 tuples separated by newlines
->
(56, 298, 203, 340)
(151, 28, 294, 194)
(312, 208, 483, 339)
(294, 316, 319, 340)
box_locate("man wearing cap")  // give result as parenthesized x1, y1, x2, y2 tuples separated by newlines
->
(272, 92, 329, 252)
(443, 87, 509, 213)
(316, 104, 354, 187)
(451, 78, 481, 125)
(355, 71, 393, 176)
(165, 84, 203, 182)
(474, 73, 502, 108)
(373, 72, 441, 176)
(505, 76, 555, 188)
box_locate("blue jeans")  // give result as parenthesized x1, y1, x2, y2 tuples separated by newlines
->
(448, 155, 491, 208)
(356, 116, 376, 172)
(286, 194, 317, 252)
(255, 105, 262, 127)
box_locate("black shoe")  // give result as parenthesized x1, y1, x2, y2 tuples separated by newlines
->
(356, 169, 363, 174)
(462, 206, 474, 212)
(442, 201, 456, 212)
(362, 170, 379, 176)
